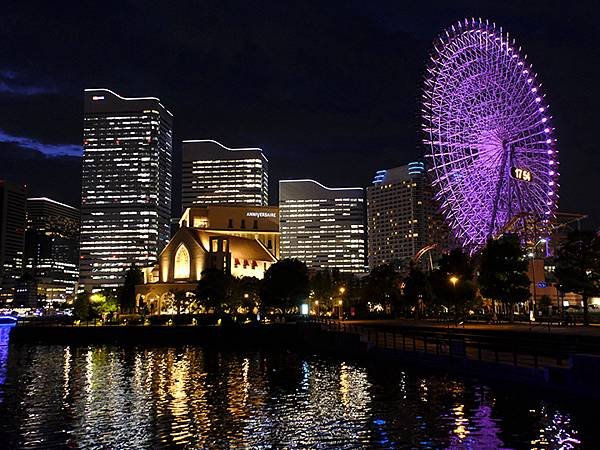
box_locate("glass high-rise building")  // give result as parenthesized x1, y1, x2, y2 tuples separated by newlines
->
(279, 179, 366, 273)
(0, 180, 27, 302)
(80, 89, 173, 291)
(23, 197, 80, 302)
(181, 140, 268, 210)
(366, 162, 447, 270)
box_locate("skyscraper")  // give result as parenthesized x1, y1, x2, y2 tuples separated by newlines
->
(23, 197, 80, 302)
(182, 140, 268, 210)
(0, 180, 27, 302)
(80, 89, 173, 291)
(366, 162, 447, 270)
(279, 179, 366, 273)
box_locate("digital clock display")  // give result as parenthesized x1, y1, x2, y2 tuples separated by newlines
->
(510, 167, 532, 182)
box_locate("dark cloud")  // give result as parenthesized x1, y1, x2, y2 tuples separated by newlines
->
(0, 129, 81, 156)
(0, 70, 18, 80)
(0, 69, 58, 96)
(0, 81, 56, 96)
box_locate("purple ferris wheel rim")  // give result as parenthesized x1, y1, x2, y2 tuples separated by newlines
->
(422, 18, 559, 254)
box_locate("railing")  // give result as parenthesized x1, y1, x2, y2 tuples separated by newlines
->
(312, 317, 570, 370)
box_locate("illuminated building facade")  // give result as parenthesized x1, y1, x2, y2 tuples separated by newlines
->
(136, 206, 278, 313)
(21, 197, 80, 304)
(0, 180, 27, 303)
(180, 205, 280, 258)
(279, 179, 366, 273)
(80, 89, 173, 291)
(181, 140, 268, 210)
(367, 162, 447, 269)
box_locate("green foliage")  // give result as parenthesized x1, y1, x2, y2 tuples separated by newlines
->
(195, 269, 233, 313)
(90, 291, 118, 317)
(363, 264, 402, 313)
(73, 292, 92, 320)
(340, 274, 364, 316)
(119, 264, 144, 313)
(167, 289, 195, 315)
(237, 276, 261, 310)
(555, 230, 600, 325)
(260, 259, 310, 312)
(429, 249, 477, 316)
(310, 268, 350, 310)
(74, 291, 118, 320)
(479, 234, 530, 314)
(402, 263, 431, 317)
(310, 269, 335, 305)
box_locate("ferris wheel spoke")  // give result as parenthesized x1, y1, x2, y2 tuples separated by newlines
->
(423, 19, 558, 252)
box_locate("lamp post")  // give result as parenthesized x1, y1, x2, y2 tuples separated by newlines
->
(449, 276, 459, 323)
(530, 238, 547, 318)
(338, 286, 346, 321)
(315, 300, 319, 317)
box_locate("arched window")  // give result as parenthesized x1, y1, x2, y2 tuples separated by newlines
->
(174, 244, 190, 279)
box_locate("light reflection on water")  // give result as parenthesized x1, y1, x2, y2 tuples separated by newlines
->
(0, 338, 591, 449)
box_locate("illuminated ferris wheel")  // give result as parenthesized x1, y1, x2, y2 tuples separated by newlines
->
(422, 18, 559, 253)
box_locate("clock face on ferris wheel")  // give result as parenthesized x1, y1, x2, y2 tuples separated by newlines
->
(422, 18, 558, 253)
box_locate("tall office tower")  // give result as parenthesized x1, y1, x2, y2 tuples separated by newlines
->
(182, 140, 268, 210)
(80, 89, 173, 291)
(279, 179, 366, 273)
(367, 162, 447, 270)
(23, 197, 80, 303)
(0, 181, 27, 302)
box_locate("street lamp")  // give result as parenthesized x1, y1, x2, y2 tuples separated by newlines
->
(449, 276, 459, 287)
(530, 238, 547, 317)
(449, 276, 459, 323)
(338, 287, 345, 321)
(315, 300, 319, 317)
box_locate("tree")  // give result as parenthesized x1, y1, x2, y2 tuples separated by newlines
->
(260, 259, 309, 313)
(73, 292, 92, 320)
(195, 269, 233, 314)
(479, 234, 530, 321)
(119, 264, 144, 313)
(402, 263, 431, 318)
(310, 268, 350, 312)
(169, 289, 190, 315)
(555, 231, 600, 326)
(310, 269, 334, 307)
(339, 273, 363, 318)
(237, 276, 261, 312)
(90, 291, 118, 319)
(539, 295, 553, 316)
(430, 249, 477, 319)
(363, 264, 402, 315)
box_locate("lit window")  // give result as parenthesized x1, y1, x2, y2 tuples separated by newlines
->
(174, 244, 190, 279)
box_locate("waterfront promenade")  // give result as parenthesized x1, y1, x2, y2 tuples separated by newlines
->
(343, 318, 600, 338)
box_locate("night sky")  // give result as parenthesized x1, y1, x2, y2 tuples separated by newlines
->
(1, 1, 598, 227)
